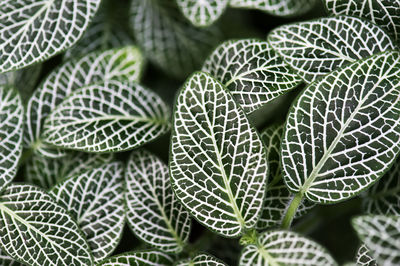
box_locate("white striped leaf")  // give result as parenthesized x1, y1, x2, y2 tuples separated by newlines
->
(353, 215, 400, 266)
(281, 51, 400, 203)
(98, 250, 174, 266)
(42, 80, 170, 153)
(324, 0, 400, 43)
(24, 46, 144, 158)
(0, 184, 93, 266)
(230, 0, 317, 17)
(126, 150, 191, 253)
(356, 245, 377, 266)
(240, 230, 337, 265)
(0, 86, 23, 192)
(130, 0, 218, 78)
(176, 254, 227, 266)
(202, 39, 302, 114)
(0, 0, 101, 73)
(170, 72, 267, 237)
(268, 15, 396, 83)
(50, 162, 124, 261)
(0, 248, 21, 266)
(176, 0, 228, 27)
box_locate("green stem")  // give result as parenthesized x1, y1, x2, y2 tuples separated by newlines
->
(281, 192, 303, 229)
(239, 229, 258, 246)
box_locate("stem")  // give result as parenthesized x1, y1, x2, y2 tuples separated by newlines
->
(239, 229, 258, 246)
(281, 192, 303, 229)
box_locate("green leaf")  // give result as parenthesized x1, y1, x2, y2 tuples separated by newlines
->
(0, 184, 93, 266)
(50, 162, 124, 261)
(324, 0, 400, 43)
(170, 72, 267, 237)
(24, 46, 144, 158)
(356, 245, 377, 266)
(352, 215, 400, 266)
(267, 15, 396, 83)
(0, 85, 23, 192)
(230, 0, 317, 17)
(176, 0, 228, 27)
(240, 230, 337, 265)
(176, 253, 227, 266)
(0, 0, 101, 73)
(130, 0, 218, 78)
(42, 80, 170, 153)
(125, 150, 191, 253)
(97, 250, 174, 266)
(0, 249, 21, 266)
(25, 151, 113, 189)
(281, 51, 400, 203)
(202, 39, 302, 114)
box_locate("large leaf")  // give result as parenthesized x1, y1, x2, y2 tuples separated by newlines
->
(324, 0, 400, 43)
(130, 0, 218, 78)
(176, 254, 227, 266)
(50, 162, 124, 261)
(267, 15, 396, 83)
(356, 245, 377, 266)
(170, 72, 267, 237)
(353, 215, 400, 266)
(176, 0, 228, 27)
(97, 250, 174, 266)
(202, 39, 301, 113)
(281, 51, 400, 204)
(24, 46, 144, 157)
(0, 0, 101, 73)
(125, 150, 191, 253)
(0, 184, 92, 265)
(42, 80, 170, 153)
(240, 230, 337, 265)
(0, 86, 23, 192)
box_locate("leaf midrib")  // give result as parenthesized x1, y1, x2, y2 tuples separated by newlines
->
(257, 246, 280, 266)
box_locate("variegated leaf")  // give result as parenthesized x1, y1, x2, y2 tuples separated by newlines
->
(202, 39, 301, 113)
(176, 253, 227, 266)
(176, 0, 228, 27)
(50, 162, 124, 261)
(0, 184, 93, 266)
(268, 15, 396, 83)
(170, 72, 267, 237)
(42, 80, 170, 153)
(97, 250, 174, 266)
(126, 150, 191, 253)
(240, 230, 337, 265)
(0, 0, 101, 73)
(356, 245, 377, 266)
(281, 51, 400, 203)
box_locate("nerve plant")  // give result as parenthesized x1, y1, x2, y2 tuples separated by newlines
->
(0, 0, 399, 265)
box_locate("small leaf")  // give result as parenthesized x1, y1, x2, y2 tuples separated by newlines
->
(240, 230, 337, 265)
(170, 72, 267, 237)
(0, 0, 101, 73)
(356, 245, 377, 266)
(126, 150, 191, 253)
(42, 80, 170, 153)
(176, 253, 227, 266)
(268, 15, 396, 83)
(281, 51, 400, 203)
(50, 162, 125, 261)
(176, 0, 228, 27)
(97, 250, 174, 266)
(202, 39, 301, 113)
(0, 184, 93, 266)
(352, 215, 400, 265)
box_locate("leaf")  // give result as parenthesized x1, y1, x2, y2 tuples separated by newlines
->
(50, 162, 124, 261)
(24, 46, 144, 158)
(42, 80, 170, 153)
(130, 0, 218, 78)
(230, 0, 317, 17)
(176, 253, 227, 266)
(239, 230, 337, 265)
(356, 245, 377, 266)
(0, 249, 21, 266)
(281, 51, 400, 204)
(170, 72, 267, 237)
(25, 151, 113, 189)
(202, 39, 302, 114)
(324, 0, 400, 43)
(352, 215, 400, 266)
(125, 150, 191, 253)
(0, 0, 101, 73)
(97, 250, 174, 266)
(176, 0, 228, 27)
(267, 15, 396, 83)
(0, 184, 93, 266)
(0, 85, 23, 192)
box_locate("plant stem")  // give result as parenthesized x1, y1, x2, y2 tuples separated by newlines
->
(281, 192, 303, 229)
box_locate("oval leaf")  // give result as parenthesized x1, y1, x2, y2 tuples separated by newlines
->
(176, 253, 227, 266)
(202, 39, 301, 113)
(176, 0, 228, 27)
(281, 51, 400, 203)
(170, 72, 267, 237)
(268, 15, 396, 83)
(0, 184, 93, 265)
(42, 80, 170, 153)
(98, 250, 174, 266)
(356, 245, 377, 266)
